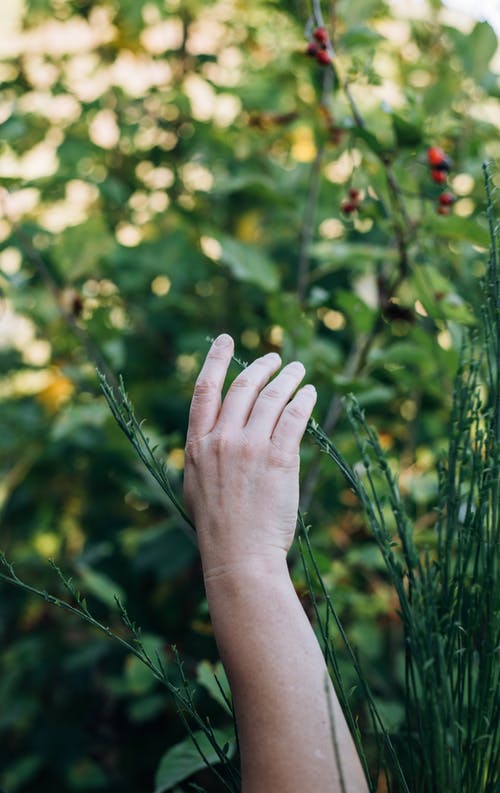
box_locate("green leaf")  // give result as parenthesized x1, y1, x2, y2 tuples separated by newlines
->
(125, 657, 156, 695)
(51, 401, 109, 443)
(350, 125, 387, 156)
(426, 215, 490, 248)
(368, 341, 431, 370)
(128, 693, 165, 723)
(412, 265, 476, 325)
(125, 634, 165, 695)
(4, 755, 43, 791)
(457, 22, 497, 80)
(335, 290, 377, 333)
(154, 728, 235, 792)
(67, 759, 108, 790)
(215, 234, 279, 292)
(196, 660, 232, 715)
(339, 0, 384, 28)
(339, 26, 384, 49)
(435, 296, 475, 325)
(78, 566, 125, 609)
(133, 525, 197, 580)
(391, 113, 422, 147)
(356, 384, 396, 407)
(212, 173, 292, 204)
(310, 242, 397, 272)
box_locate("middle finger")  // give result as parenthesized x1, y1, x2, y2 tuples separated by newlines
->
(216, 352, 282, 429)
(244, 361, 306, 438)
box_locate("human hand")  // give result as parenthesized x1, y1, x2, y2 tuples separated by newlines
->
(183, 334, 317, 580)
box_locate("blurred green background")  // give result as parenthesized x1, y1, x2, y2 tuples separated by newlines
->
(0, 0, 498, 790)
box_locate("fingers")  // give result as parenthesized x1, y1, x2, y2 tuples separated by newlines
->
(216, 351, 282, 428)
(270, 384, 317, 454)
(187, 334, 234, 441)
(188, 338, 315, 455)
(245, 361, 306, 438)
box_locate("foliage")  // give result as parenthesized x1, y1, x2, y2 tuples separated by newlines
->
(0, 0, 498, 790)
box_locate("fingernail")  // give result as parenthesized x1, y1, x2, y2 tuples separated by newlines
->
(302, 384, 316, 396)
(287, 361, 305, 372)
(214, 333, 232, 347)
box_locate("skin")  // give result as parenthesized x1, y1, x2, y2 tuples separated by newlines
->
(184, 333, 369, 793)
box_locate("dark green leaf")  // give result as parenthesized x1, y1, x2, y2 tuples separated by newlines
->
(196, 660, 232, 715)
(154, 729, 235, 792)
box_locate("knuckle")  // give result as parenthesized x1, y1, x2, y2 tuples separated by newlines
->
(211, 430, 233, 453)
(194, 376, 218, 397)
(268, 444, 298, 468)
(287, 402, 308, 421)
(207, 343, 232, 361)
(184, 442, 199, 465)
(211, 428, 254, 458)
(239, 432, 259, 459)
(261, 384, 281, 400)
(230, 373, 251, 391)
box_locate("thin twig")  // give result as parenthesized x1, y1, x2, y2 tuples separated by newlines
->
(300, 320, 380, 510)
(297, 141, 326, 303)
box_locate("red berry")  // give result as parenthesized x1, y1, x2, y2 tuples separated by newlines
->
(433, 157, 451, 172)
(437, 205, 450, 215)
(306, 42, 319, 57)
(348, 188, 360, 201)
(427, 146, 446, 166)
(316, 49, 331, 66)
(439, 192, 455, 206)
(342, 200, 357, 214)
(431, 169, 447, 184)
(313, 27, 328, 46)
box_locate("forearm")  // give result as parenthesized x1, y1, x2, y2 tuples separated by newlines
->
(204, 555, 369, 793)
(185, 336, 368, 790)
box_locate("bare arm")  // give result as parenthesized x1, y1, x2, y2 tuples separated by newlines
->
(184, 334, 369, 793)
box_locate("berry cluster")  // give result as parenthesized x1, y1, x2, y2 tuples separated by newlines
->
(426, 146, 455, 215)
(305, 27, 331, 66)
(341, 188, 361, 215)
(427, 146, 451, 184)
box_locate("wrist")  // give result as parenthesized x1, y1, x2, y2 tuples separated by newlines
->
(201, 549, 290, 587)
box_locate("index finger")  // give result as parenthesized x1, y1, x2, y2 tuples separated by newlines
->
(186, 334, 234, 442)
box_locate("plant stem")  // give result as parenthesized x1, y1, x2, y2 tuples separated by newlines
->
(297, 141, 326, 304)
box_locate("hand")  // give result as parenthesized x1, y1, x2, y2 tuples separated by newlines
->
(184, 334, 317, 580)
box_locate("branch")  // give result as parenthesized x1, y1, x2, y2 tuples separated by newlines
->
(297, 141, 326, 303)
(0, 552, 239, 792)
